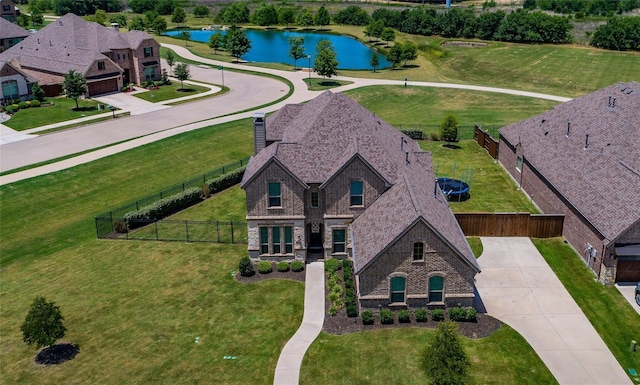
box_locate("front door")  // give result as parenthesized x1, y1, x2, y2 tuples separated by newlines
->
(307, 222, 323, 253)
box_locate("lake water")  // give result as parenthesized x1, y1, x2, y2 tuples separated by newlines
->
(164, 29, 391, 70)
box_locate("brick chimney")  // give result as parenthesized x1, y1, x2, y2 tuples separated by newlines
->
(253, 112, 266, 155)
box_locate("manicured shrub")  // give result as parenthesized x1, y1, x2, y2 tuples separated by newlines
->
(380, 309, 394, 324)
(401, 129, 423, 140)
(345, 287, 355, 299)
(431, 308, 445, 321)
(18, 101, 29, 109)
(324, 258, 342, 273)
(327, 274, 341, 290)
(205, 167, 246, 195)
(4, 105, 16, 114)
(465, 308, 477, 322)
(344, 279, 354, 290)
(328, 289, 342, 303)
(398, 309, 411, 323)
(123, 187, 202, 229)
(328, 305, 339, 316)
(415, 308, 428, 322)
(30, 100, 41, 107)
(257, 261, 272, 274)
(346, 303, 358, 317)
(430, 132, 440, 141)
(361, 310, 374, 325)
(239, 256, 255, 277)
(291, 260, 304, 272)
(342, 259, 352, 269)
(277, 261, 290, 272)
(449, 307, 465, 322)
(11, 103, 19, 111)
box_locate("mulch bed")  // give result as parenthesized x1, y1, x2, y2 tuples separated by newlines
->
(235, 264, 306, 284)
(35, 343, 79, 366)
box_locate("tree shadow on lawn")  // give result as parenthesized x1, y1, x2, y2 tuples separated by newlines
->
(72, 106, 97, 112)
(35, 343, 79, 366)
(319, 81, 341, 87)
(442, 143, 463, 150)
(177, 88, 197, 93)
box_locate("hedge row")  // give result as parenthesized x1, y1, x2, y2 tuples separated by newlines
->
(400, 129, 423, 140)
(122, 166, 246, 230)
(2, 100, 42, 114)
(343, 260, 358, 317)
(237, 258, 304, 277)
(360, 306, 476, 325)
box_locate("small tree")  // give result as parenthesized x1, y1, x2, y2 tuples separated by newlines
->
(381, 27, 396, 47)
(62, 70, 87, 110)
(174, 63, 190, 90)
(288, 36, 306, 70)
(31, 10, 44, 26)
(315, 5, 330, 30)
(165, 49, 175, 75)
(423, 321, 470, 385)
(208, 32, 224, 54)
(370, 52, 379, 73)
(180, 30, 191, 47)
(388, 44, 403, 68)
(225, 28, 251, 62)
(153, 16, 167, 35)
(32, 83, 45, 102)
(21, 296, 66, 349)
(313, 39, 338, 80)
(401, 42, 418, 66)
(296, 8, 314, 28)
(130, 16, 145, 31)
(93, 9, 107, 25)
(441, 114, 460, 143)
(278, 7, 295, 28)
(172, 6, 186, 27)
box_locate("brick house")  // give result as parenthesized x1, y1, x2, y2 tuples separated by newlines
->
(499, 81, 640, 283)
(0, 13, 161, 97)
(0, 59, 36, 103)
(241, 91, 480, 309)
(0, 17, 28, 53)
(0, 0, 19, 22)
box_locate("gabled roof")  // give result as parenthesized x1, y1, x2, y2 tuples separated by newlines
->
(500, 81, 640, 244)
(243, 91, 478, 273)
(0, 17, 29, 39)
(0, 59, 38, 83)
(351, 152, 479, 274)
(0, 13, 155, 76)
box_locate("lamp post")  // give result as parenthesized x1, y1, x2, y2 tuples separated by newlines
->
(307, 54, 311, 88)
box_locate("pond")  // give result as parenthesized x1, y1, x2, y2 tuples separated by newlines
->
(164, 29, 391, 70)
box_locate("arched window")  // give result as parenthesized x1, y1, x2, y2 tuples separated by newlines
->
(428, 276, 444, 303)
(390, 276, 406, 304)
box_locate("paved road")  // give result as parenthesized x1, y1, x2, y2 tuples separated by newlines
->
(475, 237, 632, 385)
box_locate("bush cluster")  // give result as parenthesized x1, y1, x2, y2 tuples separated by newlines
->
(324, 258, 342, 273)
(2, 99, 43, 114)
(342, 260, 358, 317)
(449, 307, 477, 322)
(397, 309, 410, 323)
(380, 309, 394, 324)
(401, 130, 423, 140)
(415, 308, 428, 322)
(431, 308, 445, 321)
(277, 261, 290, 272)
(258, 261, 272, 274)
(361, 310, 374, 325)
(239, 256, 255, 277)
(291, 260, 304, 272)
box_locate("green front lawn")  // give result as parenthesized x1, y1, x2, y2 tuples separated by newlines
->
(301, 326, 557, 385)
(532, 238, 640, 380)
(4, 97, 105, 131)
(134, 82, 212, 103)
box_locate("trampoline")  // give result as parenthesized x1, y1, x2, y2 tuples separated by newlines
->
(437, 177, 470, 201)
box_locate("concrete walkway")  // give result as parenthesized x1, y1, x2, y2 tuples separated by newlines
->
(273, 261, 325, 385)
(475, 237, 632, 385)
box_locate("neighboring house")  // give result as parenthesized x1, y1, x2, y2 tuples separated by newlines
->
(499, 81, 640, 283)
(0, 0, 18, 22)
(0, 13, 161, 97)
(0, 17, 28, 52)
(241, 91, 480, 309)
(0, 59, 36, 103)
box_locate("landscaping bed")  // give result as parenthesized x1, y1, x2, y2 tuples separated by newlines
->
(235, 260, 305, 284)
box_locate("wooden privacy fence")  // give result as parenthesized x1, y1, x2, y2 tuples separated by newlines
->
(454, 213, 564, 237)
(474, 126, 499, 159)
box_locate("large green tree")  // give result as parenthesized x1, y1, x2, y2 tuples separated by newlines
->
(296, 8, 314, 28)
(62, 70, 87, 110)
(423, 321, 470, 385)
(153, 16, 167, 35)
(315, 6, 330, 30)
(221, 2, 250, 26)
(252, 3, 278, 28)
(224, 28, 251, 61)
(288, 36, 306, 69)
(278, 7, 295, 28)
(173, 63, 190, 90)
(171, 6, 186, 27)
(129, 16, 145, 31)
(21, 296, 66, 349)
(313, 39, 338, 80)
(193, 5, 210, 18)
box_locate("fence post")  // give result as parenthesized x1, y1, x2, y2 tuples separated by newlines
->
(185, 220, 190, 242)
(216, 221, 220, 243)
(110, 212, 114, 234)
(231, 221, 234, 244)
(155, 221, 159, 241)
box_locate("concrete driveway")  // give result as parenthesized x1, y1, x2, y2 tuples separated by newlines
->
(475, 237, 632, 385)
(616, 283, 640, 316)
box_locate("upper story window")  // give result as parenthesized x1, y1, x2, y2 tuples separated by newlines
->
(332, 229, 346, 253)
(268, 182, 281, 207)
(310, 192, 319, 208)
(413, 242, 424, 261)
(2, 5, 10, 11)
(516, 156, 523, 172)
(144, 47, 153, 57)
(98, 61, 105, 70)
(350, 181, 363, 206)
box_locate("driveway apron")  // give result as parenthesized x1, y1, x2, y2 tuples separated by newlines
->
(475, 237, 632, 385)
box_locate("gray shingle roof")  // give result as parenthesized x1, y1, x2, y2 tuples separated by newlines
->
(0, 59, 38, 83)
(0, 17, 29, 39)
(0, 13, 154, 76)
(500, 81, 640, 244)
(242, 91, 479, 273)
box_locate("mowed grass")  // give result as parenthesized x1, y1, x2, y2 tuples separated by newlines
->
(134, 81, 212, 103)
(532, 238, 640, 378)
(4, 97, 105, 131)
(300, 326, 557, 385)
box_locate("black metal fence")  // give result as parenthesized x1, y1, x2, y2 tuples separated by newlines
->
(394, 124, 501, 140)
(95, 158, 249, 240)
(97, 219, 247, 243)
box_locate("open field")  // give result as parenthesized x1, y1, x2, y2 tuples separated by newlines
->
(532, 239, 640, 380)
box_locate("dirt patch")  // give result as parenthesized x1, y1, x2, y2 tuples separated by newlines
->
(441, 41, 488, 48)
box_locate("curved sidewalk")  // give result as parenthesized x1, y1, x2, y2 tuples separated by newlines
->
(273, 261, 325, 385)
(475, 237, 631, 385)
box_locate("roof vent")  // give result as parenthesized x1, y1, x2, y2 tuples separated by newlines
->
(58, 20, 62, 26)
(49, 41, 52, 46)
(608, 95, 612, 107)
(434, 178, 438, 197)
(37, 38, 39, 44)
(541, 119, 546, 123)
(612, 97, 616, 107)
(566, 119, 570, 137)
(405, 151, 410, 165)
(621, 86, 627, 92)
(400, 137, 407, 151)
(584, 134, 590, 149)
(627, 89, 634, 94)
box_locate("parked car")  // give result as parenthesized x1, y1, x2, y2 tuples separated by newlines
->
(636, 282, 640, 306)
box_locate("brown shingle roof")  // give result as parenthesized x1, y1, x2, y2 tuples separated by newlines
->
(0, 17, 29, 39)
(500, 81, 640, 244)
(242, 91, 479, 273)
